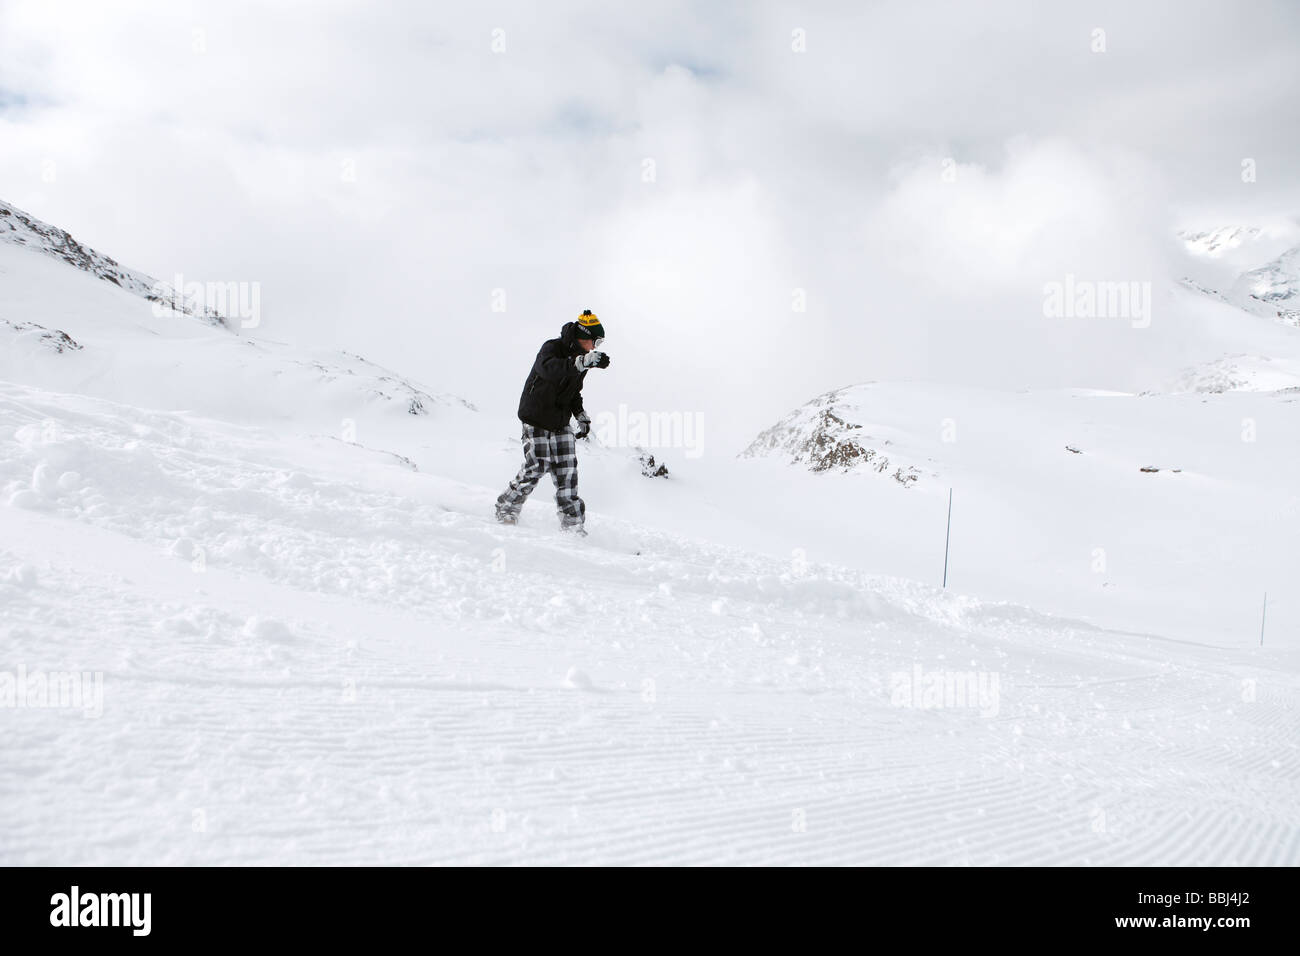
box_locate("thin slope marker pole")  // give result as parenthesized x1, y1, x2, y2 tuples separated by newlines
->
(942, 488, 953, 589)
(1260, 592, 1267, 647)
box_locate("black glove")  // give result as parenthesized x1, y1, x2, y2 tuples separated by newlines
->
(573, 413, 591, 439)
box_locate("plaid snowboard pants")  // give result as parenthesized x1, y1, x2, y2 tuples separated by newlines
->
(495, 424, 586, 528)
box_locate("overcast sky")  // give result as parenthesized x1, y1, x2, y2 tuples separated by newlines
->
(3, 0, 1298, 449)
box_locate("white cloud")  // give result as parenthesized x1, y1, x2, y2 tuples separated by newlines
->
(1, 0, 1297, 445)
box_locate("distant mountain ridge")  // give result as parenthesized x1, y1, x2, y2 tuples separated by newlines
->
(1179, 222, 1300, 327)
(0, 198, 228, 327)
(0, 197, 477, 426)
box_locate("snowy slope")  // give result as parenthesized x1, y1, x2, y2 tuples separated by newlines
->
(736, 283, 1300, 647)
(3, 380, 1297, 865)
(0, 199, 226, 327)
(0, 228, 477, 440)
(2, 204, 1299, 865)
(1231, 246, 1300, 327)
(1163, 353, 1300, 393)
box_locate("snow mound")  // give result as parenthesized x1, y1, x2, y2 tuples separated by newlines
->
(1, 319, 82, 354)
(1164, 354, 1300, 394)
(741, 386, 929, 486)
(563, 666, 594, 690)
(282, 349, 477, 418)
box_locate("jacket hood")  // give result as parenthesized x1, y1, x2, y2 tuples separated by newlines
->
(559, 321, 583, 353)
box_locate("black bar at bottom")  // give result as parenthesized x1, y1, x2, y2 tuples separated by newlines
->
(0, 865, 1287, 944)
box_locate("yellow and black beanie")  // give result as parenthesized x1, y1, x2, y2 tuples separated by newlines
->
(576, 309, 605, 340)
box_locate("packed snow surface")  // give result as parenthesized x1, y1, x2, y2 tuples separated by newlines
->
(2, 206, 1298, 864)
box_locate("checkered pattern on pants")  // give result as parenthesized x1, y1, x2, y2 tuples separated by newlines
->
(495, 424, 585, 528)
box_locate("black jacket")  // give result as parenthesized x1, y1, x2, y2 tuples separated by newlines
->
(517, 322, 589, 431)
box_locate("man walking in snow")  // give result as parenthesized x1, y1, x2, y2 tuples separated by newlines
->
(495, 310, 610, 535)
